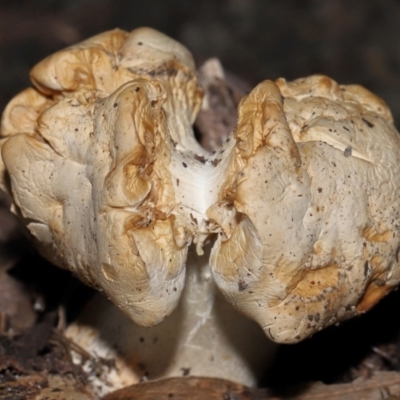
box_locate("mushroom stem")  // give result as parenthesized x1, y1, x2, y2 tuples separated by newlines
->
(66, 244, 277, 396)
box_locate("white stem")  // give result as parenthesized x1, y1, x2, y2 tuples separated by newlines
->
(66, 244, 277, 397)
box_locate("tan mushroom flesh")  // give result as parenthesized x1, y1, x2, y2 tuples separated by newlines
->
(1, 27, 400, 393)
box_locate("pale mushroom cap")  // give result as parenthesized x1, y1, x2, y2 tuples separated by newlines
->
(210, 76, 400, 343)
(1, 28, 400, 344)
(0, 28, 204, 327)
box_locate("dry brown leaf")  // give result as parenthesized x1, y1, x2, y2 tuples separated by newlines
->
(102, 372, 400, 400)
(101, 377, 269, 400)
(269, 371, 400, 400)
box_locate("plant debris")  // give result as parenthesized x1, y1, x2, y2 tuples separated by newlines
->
(0, 312, 91, 399)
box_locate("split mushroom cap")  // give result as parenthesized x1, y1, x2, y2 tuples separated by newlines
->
(1, 28, 400, 344)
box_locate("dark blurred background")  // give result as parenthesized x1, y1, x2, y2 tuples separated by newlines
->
(1, 0, 400, 124)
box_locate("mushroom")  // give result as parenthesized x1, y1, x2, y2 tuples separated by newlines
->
(1, 27, 400, 395)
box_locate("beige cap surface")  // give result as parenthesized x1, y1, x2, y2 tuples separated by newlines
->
(1, 29, 400, 345)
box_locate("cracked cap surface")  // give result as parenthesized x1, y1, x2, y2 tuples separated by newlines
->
(1, 28, 400, 342)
